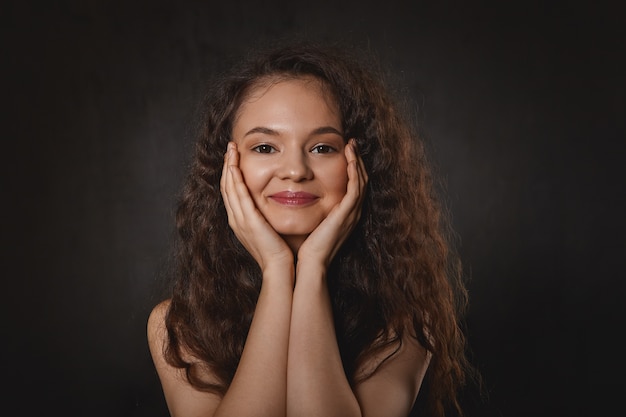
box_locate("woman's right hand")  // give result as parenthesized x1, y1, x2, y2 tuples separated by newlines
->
(220, 142, 294, 272)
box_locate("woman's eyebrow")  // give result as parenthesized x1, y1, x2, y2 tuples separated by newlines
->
(243, 126, 279, 137)
(311, 126, 344, 136)
(243, 126, 344, 137)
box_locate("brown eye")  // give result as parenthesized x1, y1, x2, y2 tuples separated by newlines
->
(252, 144, 276, 153)
(311, 145, 336, 154)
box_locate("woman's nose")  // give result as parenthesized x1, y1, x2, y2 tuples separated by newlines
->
(277, 149, 313, 182)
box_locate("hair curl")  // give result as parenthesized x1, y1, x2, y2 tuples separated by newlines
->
(164, 41, 471, 416)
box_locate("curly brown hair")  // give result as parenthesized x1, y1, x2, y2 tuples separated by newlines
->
(164, 41, 471, 416)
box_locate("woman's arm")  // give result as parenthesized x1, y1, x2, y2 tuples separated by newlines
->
(287, 267, 431, 417)
(287, 263, 360, 416)
(212, 264, 294, 417)
(147, 267, 293, 417)
(210, 143, 295, 417)
(148, 290, 430, 417)
(286, 140, 363, 416)
(286, 140, 430, 417)
(148, 143, 296, 417)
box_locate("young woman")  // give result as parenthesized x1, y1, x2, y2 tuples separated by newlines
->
(148, 42, 471, 417)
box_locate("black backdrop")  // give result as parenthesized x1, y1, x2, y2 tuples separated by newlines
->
(4, 1, 625, 416)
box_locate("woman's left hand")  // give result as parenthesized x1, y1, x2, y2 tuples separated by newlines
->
(297, 139, 368, 269)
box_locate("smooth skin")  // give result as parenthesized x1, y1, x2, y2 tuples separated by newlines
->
(147, 78, 430, 417)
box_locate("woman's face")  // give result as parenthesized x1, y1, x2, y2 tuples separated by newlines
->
(231, 77, 348, 249)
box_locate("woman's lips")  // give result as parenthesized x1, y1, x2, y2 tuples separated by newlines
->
(269, 191, 319, 206)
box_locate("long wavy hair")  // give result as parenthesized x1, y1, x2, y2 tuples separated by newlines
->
(164, 41, 470, 416)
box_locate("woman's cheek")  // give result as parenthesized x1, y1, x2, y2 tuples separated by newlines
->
(238, 157, 271, 198)
(327, 159, 350, 197)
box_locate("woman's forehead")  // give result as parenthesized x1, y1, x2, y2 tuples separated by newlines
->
(233, 75, 340, 124)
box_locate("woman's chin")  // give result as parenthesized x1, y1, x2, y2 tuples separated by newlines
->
(279, 234, 309, 253)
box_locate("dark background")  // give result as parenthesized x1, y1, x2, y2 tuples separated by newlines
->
(3, 1, 625, 416)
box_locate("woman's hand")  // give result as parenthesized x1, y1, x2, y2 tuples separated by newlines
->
(297, 139, 368, 269)
(220, 142, 294, 272)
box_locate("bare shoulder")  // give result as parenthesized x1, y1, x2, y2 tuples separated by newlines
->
(146, 298, 223, 416)
(147, 299, 171, 352)
(355, 335, 431, 417)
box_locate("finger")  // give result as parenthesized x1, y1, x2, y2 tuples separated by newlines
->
(225, 145, 268, 229)
(343, 140, 367, 221)
(220, 142, 230, 195)
(224, 143, 249, 225)
(227, 143, 260, 216)
(224, 146, 246, 221)
(221, 143, 236, 220)
(220, 142, 230, 184)
(229, 164, 259, 217)
(344, 141, 363, 203)
(351, 139, 368, 184)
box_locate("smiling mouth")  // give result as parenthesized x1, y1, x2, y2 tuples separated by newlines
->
(269, 191, 319, 206)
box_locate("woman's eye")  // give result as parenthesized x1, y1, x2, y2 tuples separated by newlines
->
(252, 144, 275, 153)
(311, 145, 335, 154)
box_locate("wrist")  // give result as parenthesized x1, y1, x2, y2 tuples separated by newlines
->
(295, 246, 332, 270)
(295, 259, 328, 282)
(262, 259, 296, 287)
